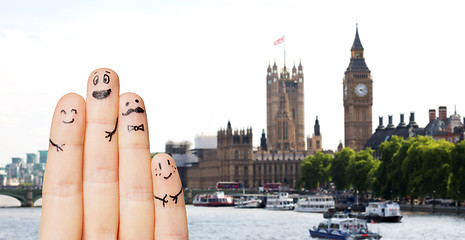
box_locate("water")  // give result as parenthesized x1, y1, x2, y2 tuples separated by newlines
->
(1, 196, 465, 240)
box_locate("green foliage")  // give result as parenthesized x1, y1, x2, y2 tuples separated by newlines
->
(347, 148, 379, 192)
(373, 136, 403, 199)
(299, 152, 332, 190)
(449, 140, 465, 199)
(374, 135, 461, 200)
(330, 147, 354, 190)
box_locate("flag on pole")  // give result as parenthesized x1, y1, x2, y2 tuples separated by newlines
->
(274, 35, 284, 45)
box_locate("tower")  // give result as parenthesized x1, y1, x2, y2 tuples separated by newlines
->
(266, 60, 305, 152)
(343, 26, 373, 151)
(307, 116, 322, 154)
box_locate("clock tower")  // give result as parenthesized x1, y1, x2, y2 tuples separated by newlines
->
(343, 26, 373, 151)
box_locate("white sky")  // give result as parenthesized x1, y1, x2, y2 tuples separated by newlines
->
(1, 0, 465, 166)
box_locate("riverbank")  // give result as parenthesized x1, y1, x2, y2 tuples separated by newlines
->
(400, 204, 465, 215)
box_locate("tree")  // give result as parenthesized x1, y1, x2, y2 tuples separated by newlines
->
(299, 152, 333, 190)
(450, 140, 465, 200)
(330, 147, 354, 191)
(347, 148, 380, 193)
(373, 136, 404, 199)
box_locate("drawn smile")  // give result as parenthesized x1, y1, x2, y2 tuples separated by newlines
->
(122, 107, 145, 116)
(92, 89, 112, 99)
(164, 173, 173, 179)
(62, 118, 75, 124)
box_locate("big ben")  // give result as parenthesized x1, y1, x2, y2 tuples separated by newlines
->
(343, 26, 372, 151)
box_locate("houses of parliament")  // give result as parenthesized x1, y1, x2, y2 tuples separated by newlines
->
(173, 27, 372, 189)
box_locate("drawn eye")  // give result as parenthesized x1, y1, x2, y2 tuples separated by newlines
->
(60, 109, 66, 114)
(93, 75, 99, 85)
(125, 102, 129, 106)
(103, 74, 110, 84)
(71, 109, 77, 114)
(135, 99, 139, 103)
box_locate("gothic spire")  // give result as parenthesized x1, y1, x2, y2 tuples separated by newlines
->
(351, 24, 364, 51)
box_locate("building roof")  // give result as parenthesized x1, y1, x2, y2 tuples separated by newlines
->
(351, 26, 364, 51)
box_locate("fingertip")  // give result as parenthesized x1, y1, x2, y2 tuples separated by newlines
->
(50, 93, 86, 145)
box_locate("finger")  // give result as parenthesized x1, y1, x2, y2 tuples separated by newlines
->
(118, 93, 154, 239)
(152, 153, 188, 239)
(83, 68, 120, 239)
(39, 93, 85, 240)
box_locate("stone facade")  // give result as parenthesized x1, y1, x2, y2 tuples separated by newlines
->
(182, 122, 304, 189)
(266, 61, 305, 152)
(343, 26, 373, 151)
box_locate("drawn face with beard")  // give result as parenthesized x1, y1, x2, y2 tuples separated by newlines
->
(122, 99, 145, 116)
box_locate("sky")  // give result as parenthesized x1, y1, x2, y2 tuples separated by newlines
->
(1, 0, 465, 166)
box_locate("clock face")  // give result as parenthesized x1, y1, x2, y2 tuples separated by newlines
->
(355, 83, 368, 97)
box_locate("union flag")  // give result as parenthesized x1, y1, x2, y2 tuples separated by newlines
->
(274, 35, 284, 45)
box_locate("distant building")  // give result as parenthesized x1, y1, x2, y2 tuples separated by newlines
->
(180, 121, 304, 189)
(365, 113, 423, 158)
(424, 106, 464, 143)
(365, 107, 464, 158)
(266, 60, 306, 152)
(307, 117, 322, 154)
(39, 150, 47, 164)
(343, 26, 373, 152)
(26, 153, 37, 164)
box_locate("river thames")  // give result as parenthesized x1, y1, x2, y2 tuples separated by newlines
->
(1, 198, 465, 240)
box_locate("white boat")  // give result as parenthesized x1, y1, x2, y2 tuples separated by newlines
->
(294, 195, 335, 213)
(363, 201, 403, 222)
(193, 191, 234, 207)
(309, 213, 382, 240)
(234, 195, 263, 208)
(265, 192, 295, 210)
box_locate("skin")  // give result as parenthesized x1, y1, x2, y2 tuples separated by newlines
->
(39, 68, 188, 240)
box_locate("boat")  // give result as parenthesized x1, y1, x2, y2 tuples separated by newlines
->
(351, 201, 403, 223)
(265, 192, 295, 210)
(234, 195, 263, 208)
(309, 213, 382, 240)
(295, 195, 335, 213)
(193, 191, 234, 207)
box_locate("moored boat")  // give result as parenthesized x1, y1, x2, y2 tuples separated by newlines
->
(295, 195, 335, 213)
(351, 201, 402, 223)
(193, 191, 234, 207)
(265, 192, 295, 210)
(234, 195, 263, 208)
(309, 214, 382, 240)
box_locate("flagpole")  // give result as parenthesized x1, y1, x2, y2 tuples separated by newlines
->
(283, 35, 286, 66)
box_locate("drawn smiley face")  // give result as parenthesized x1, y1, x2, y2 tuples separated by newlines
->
(60, 109, 77, 124)
(91, 70, 112, 99)
(122, 99, 145, 116)
(154, 158, 177, 180)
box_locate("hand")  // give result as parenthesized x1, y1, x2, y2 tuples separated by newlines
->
(39, 68, 188, 240)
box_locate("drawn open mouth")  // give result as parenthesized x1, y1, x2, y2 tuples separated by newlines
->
(163, 173, 172, 179)
(92, 89, 111, 99)
(62, 119, 75, 124)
